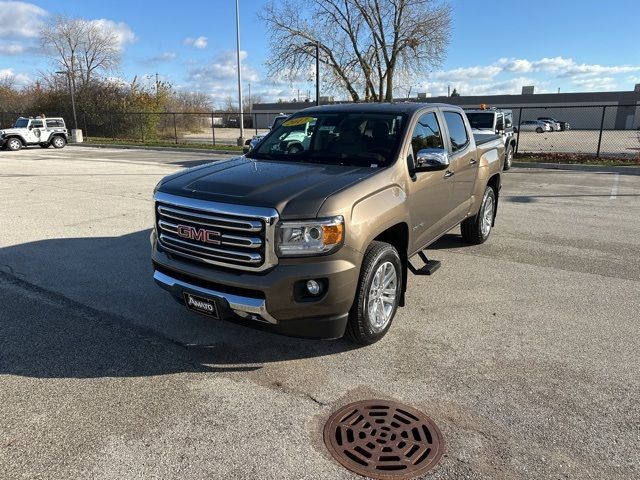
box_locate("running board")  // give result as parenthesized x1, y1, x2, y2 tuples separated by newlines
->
(408, 251, 441, 276)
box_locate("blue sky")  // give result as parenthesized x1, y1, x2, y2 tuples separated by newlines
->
(1, 0, 639, 106)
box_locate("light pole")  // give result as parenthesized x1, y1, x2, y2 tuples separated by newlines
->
(235, 0, 244, 144)
(56, 70, 78, 130)
(315, 42, 320, 106)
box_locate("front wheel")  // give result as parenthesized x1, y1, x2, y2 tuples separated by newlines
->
(51, 136, 66, 149)
(6, 138, 22, 151)
(536, 127, 544, 133)
(346, 241, 402, 345)
(461, 186, 496, 244)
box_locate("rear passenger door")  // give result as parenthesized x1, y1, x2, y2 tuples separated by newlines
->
(442, 110, 476, 221)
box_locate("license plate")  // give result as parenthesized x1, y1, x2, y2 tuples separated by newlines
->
(183, 292, 220, 319)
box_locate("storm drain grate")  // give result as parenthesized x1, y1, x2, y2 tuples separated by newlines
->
(323, 400, 444, 480)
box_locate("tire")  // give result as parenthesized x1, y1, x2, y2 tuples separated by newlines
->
(287, 144, 302, 154)
(503, 145, 513, 171)
(39, 142, 50, 148)
(51, 136, 66, 149)
(346, 241, 402, 345)
(461, 186, 496, 245)
(6, 138, 22, 151)
(536, 127, 543, 133)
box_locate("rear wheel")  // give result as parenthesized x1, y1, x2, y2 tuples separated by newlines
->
(51, 136, 66, 149)
(461, 186, 496, 245)
(6, 138, 22, 151)
(346, 241, 402, 345)
(535, 127, 543, 133)
(503, 145, 513, 170)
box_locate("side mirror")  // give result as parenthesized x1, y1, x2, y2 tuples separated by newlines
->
(415, 148, 450, 172)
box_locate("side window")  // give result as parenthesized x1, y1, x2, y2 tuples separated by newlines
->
(410, 112, 444, 158)
(495, 114, 504, 130)
(505, 113, 513, 128)
(31, 120, 43, 128)
(443, 111, 470, 153)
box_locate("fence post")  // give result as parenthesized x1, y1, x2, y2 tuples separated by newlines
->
(83, 112, 88, 140)
(596, 106, 607, 158)
(111, 113, 116, 141)
(255, 113, 258, 135)
(139, 113, 144, 142)
(515, 106, 523, 155)
(211, 113, 216, 145)
(173, 113, 178, 144)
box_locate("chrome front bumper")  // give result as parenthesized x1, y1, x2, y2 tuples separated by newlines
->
(153, 269, 278, 324)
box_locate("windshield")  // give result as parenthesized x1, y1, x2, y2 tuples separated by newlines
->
(465, 112, 494, 129)
(13, 118, 28, 128)
(248, 112, 406, 168)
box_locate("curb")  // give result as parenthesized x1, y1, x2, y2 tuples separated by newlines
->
(512, 161, 640, 175)
(68, 143, 242, 156)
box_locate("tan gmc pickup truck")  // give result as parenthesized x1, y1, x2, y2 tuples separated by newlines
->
(151, 103, 504, 344)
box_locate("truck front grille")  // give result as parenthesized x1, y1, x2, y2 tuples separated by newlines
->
(155, 193, 278, 272)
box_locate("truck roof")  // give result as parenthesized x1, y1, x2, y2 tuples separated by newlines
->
(298, 102, 459, 115)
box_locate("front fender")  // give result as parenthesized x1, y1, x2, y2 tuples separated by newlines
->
(348, 185, 408, 254)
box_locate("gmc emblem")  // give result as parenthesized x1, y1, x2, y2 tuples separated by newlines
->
(177, 225, 221, 244)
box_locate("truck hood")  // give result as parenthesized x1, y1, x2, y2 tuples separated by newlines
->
(157, 156, 378, 218)
(0, 128, 23, 135)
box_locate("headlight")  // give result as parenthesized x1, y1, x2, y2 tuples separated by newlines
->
(276, 216, 344, 256)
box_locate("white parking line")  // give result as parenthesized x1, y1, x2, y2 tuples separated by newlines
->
(609, 173, 619, 199)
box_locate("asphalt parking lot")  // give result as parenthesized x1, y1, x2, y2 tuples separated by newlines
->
(1, 145, 639, 480)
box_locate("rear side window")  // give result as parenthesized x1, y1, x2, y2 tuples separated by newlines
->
(443, 111, 469, 153)
(46, 119, 64, 128)
(410, 112, 444, 158)
(31, 120, 43, 128)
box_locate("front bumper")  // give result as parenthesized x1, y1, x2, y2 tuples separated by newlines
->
(152, 231, 361, 339)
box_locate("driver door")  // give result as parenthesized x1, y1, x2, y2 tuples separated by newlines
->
(405, 110, 456, 253)
(26, 119, 44, 143)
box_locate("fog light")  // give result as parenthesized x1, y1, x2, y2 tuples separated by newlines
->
(306, 279, 322, 296)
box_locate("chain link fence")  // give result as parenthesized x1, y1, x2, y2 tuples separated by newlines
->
(505, 104, 640, 158)
(0, 111, 283, 147)
(2, 106, 639, 157)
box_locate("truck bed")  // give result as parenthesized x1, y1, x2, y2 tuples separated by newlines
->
(473, 133, 501, 146)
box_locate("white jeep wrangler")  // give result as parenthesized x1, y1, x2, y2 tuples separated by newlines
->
(0, 117, 69, 151)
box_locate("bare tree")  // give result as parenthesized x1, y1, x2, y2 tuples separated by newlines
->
(260, 0, 451, 102)
(39, 15, 121, 91)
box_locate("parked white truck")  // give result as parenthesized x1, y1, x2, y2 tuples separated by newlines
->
(464, 107, 516, 170)
(0, 116, 68, 151)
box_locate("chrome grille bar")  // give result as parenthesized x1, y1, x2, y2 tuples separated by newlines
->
(154, 191, 279, 272)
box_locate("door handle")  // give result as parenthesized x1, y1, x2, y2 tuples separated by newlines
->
(444, 170, 454, 178)
(469, 159, 477, 165)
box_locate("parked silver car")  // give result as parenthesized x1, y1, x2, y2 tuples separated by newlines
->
(519, 120, 551, 133)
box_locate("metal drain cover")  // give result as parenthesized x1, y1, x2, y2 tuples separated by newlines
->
(323, 400, 444, 480)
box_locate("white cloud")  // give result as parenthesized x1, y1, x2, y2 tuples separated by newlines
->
(0, 43, 25, 54)
(431, 65, 501, 82)
(184, 50, 263, 103)
(184, 36, 208, 49)
(0, 1, 47, 38)
(0, 68, 31, 86)
(88, 19, 136, 50)
(146, 51, 177, 63)
(571, 77, 617, 91)
(497, 56, 640, 78)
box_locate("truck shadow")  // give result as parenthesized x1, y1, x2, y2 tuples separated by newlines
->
(0, 230, 356, 379)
